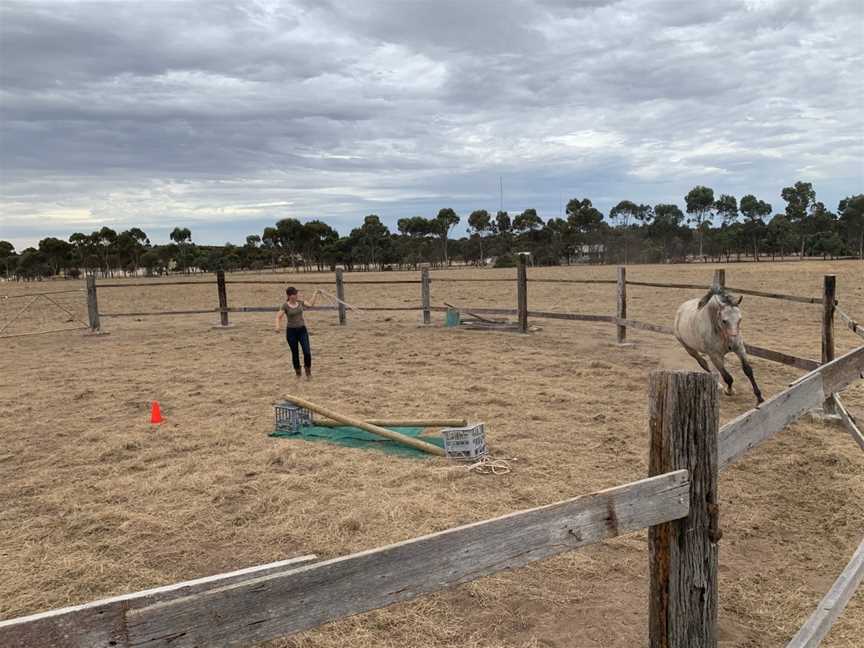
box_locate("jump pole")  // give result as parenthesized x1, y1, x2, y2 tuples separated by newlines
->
(313, 417, 468, 428)
(284, 394, 447, 456)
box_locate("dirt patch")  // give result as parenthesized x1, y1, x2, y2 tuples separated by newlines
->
(1, 260, 862, 647)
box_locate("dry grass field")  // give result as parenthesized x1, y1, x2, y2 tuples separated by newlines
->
(1, 260, 862, 647)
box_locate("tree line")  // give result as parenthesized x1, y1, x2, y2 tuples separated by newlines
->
(1, 181, 861, 280)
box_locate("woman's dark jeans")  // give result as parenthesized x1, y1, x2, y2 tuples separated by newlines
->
(286, 326, 311, 371)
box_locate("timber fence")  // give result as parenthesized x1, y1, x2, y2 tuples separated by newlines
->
(1, 344, 862, 647)
(69, 260, 859, 379)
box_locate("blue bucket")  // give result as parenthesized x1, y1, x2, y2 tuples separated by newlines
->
(445, 308, 460, 327)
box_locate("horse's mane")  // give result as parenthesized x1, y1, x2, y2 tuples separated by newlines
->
(697, 287, 737, 310)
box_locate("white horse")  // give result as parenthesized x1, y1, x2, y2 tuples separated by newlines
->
(673, 288, 764, 405)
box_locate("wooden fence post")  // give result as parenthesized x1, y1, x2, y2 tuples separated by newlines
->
(517, 254, 528, 333)
(712, 269, 725, 291)
(649, 370, 719, 648)
(216, 270, 229, 327)
(336, 269, 347, 325)
(86, 275, 100, 333)
(617, 266, 627, 343)
(421, 267, 431, 325)
(822, 274, 836, 414)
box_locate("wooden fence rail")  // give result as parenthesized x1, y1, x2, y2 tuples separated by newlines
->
(718, 345, 864, 470)
(83, 266, 847, 378)
(786, 537, 864, 648)
(0, 471, 690, 648)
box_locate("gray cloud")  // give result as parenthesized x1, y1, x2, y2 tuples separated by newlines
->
(1, 0, 862, 250)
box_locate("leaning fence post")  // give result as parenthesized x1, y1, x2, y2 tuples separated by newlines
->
(617, 266, 627, 343)
(86, 275, 100, 333)
(517, 254, 528, 333)
(216, 270, 229, 327)
(421, 267, 431, 325)
(712, 268, 725, 291)
(649, 370, 719, 648)
(822, 274, 836, 414)
(336, 269, 347, 325)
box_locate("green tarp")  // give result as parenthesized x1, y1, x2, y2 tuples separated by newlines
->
(269, 424, 445, 458)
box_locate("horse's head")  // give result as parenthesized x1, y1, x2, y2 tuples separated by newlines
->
(699, 289, 743, 341)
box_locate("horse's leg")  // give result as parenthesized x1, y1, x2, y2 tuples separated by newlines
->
(681, 342, 712, 373)
(709, 353, 735, 396)
(734, 346, 764, 404)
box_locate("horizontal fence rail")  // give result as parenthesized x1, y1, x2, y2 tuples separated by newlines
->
(719, 345, 864, 470)
(0, 555, 317, 648)
(0, 471, 690, 648)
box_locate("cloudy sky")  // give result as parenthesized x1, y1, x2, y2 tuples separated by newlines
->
(1, 0, 862, 250)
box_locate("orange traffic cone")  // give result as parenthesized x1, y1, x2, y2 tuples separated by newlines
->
(150, 401, 164, 424)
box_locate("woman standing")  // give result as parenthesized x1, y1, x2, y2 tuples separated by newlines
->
(275, 286, 320, 378)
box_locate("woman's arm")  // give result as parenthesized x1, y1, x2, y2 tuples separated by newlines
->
(303, 290, 321, 307)
(274, 307, 284, 331)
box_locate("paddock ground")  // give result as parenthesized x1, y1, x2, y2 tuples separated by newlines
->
(1, 260, 862, 647)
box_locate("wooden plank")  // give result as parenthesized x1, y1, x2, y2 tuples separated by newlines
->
(443, 302, 501, 324)
(786, 537, 864, 648)
(98, 281, 215, 288)
(101, 309, 221, 317)
(812, 345, 864, 395)
(648, 371, 719, 648)
(744, 344, 820, 371)
(835, 306, 864, 340)
(617, 267, 627, 343)
(335, 269, 347, 325)
(0, 555, 317, 648)
(614, 318, 675, 335)
(225, 280, 332, 285)
(517, 255, 528, 333)
(832, 395, 864, 452)
(530, 311, 614, 323)
(216, 270, 229, 327)
(626, 280, 708, 290)
(85, 277, 100, 332)
(527, 278, 618, 285)
(822, 275, 837, 414)
(313, 418, 468, 428)
(420, 268, 431, 324)
(718, 373, 825, 470)
(118, 471, 690, 648)
(725, 286, 821, 305)
(713, 269, 726, 290)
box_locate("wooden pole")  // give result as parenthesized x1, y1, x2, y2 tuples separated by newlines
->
(712, 268, 725, 291)
(216, 270, 229, 327)
(335, 269, 347, 325)
(517, 254, 528, 333)
(313, 418, 468, 428)
(284, 394, 446, 456)
(649, 371, 719, 648)
(822, 274, 836, 415)
(86, 275, 100, 332)
(421, 267, 431, 325)
(617, 266, 627, 344)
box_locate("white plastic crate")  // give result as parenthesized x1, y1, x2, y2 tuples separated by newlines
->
(274, 401, 313, 434)
(440, 423, 487, 460)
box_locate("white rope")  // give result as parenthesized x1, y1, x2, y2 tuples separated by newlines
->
(317, 288, 366, 315)
(464, 455, 513, 475)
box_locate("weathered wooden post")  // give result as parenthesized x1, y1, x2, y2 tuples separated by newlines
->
(216, 270, 229, 327)
(517, 254, 528, 333)
(617, 266, 627, 343)
(822, 274, 836, 414)
(86, 275, 100, 333)
(649, 370, 719, 648)
(421, 267, 431, 325)
(712, 268, 725, 291)
(336, 269, 347, 326)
